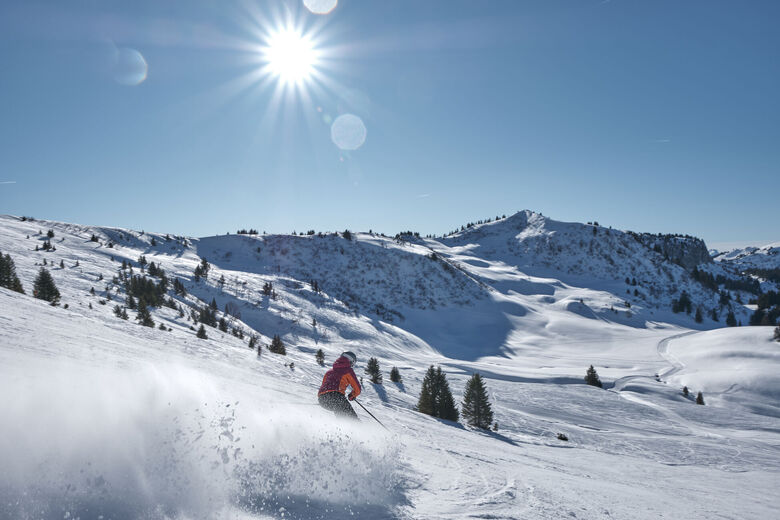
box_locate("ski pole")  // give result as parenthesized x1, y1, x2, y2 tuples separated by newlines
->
(354, 398, 389, 431)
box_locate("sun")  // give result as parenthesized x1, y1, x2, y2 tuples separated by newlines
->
(263, 28, 318, 84)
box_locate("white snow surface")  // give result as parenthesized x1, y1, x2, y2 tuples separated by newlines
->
(712, 242, 780, 270)
(1, 214, 779, 519)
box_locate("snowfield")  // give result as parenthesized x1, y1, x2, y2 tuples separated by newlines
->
(1, 213, 779, 519)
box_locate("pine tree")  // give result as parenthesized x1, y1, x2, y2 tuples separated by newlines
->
(417, 366, 437, 416)
(682, 386, 689, 397)
(694, 307, 703, 323)
(461, 373, 492, 429)
(120, 307, 129, 320)
(696, 391, 705, 405)
(218, 317, 228, 333)
(33, 267, 60, 304)
(196, 324, 208, 339)
(435, 367, 459, 422)
(194, 258, 210, 279)
(417, 366, 459, 421)
(248, 335, 257, 350)
(726, 310, 737, 327)
(136, 298, 155, 327)
(173, 277, 187, 296)
(210, 298, 218, 311)
(316, 348, 325, 366)
(390, 366, 402, 383)
(113, 305, 123, 318)
(366, 357, 382, 384)
(269, 334, 286, 355)
(0, 253, 24, 293)
(585, 365, 603, 388)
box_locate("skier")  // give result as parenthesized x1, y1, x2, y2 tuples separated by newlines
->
(318, 351, 361, 419)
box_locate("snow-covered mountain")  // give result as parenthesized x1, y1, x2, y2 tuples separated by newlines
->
(712, 242, 780, 270)
(1, 212, 779, 519)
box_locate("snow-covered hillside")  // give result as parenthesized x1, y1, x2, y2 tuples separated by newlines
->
(1, 213, 779, 519)
(713, 242, 780, 270)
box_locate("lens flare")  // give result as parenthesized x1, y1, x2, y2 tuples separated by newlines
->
(112, 47, 148, 86)
(303, 0, 338, 15)
(331, 114, 367, 151)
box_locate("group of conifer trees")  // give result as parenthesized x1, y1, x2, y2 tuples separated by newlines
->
(417, 366, 495, 430)
(355, 356, 495, 429)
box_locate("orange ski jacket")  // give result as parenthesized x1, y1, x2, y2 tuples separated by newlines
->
(318, 355, 362, 399)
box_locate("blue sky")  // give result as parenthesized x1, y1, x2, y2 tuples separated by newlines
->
(1, 0, 778, 249)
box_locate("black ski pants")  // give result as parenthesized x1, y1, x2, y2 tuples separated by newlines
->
(318, 391, 359, 420)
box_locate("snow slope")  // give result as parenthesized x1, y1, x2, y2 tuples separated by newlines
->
(660, 327, 780, 416)
(1, 213, 780, 519)
(712, 242, 780, 271)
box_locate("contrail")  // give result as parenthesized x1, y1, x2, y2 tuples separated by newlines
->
(0, 181, 17, 184)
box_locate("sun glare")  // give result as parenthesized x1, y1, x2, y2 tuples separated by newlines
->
(264, 28, 317, 84)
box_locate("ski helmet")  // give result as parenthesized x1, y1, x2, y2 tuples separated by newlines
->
(341, 351, 357, 366)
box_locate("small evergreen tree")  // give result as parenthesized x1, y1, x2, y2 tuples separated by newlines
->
(248, 335, 257, 350)
(417, 366, 458, 421)
(417, 366, 437, 416)
(0, 252, 24, 293)
(173, 277, 187, 296)
(585, 365, 603, 388)
(726, 310, 737, 327)
(136, 298, 155, 327)
(694, 307, 703, 323)
(390, 366, 402, 383)
(193, 258, 210, 279)
(682, 386, 689, 397)
(696, 391, 705, 405)
(113, 305, 123, 318)
(316, 348, 325, 366)
(269, 334, 286, 355)
(461, 373, 493, 429)
(196, 324, 208, 339)
(218, 317, 228, 333)
(33, 267, 60, 304)
(366, 357, 382, 384)
(436, 367, 459, 422)
(120, 307, 129, 320)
